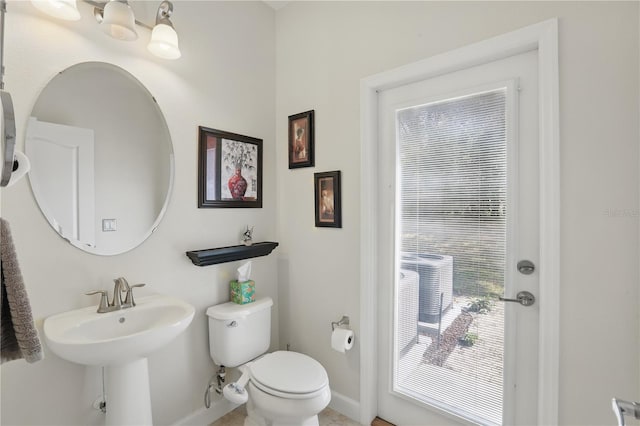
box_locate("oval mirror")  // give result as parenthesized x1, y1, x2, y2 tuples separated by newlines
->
(26, 62, 174, 255)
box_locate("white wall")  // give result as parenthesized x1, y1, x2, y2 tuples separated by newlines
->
(275, 2, 639, 425)
(0, 1, 276, 425)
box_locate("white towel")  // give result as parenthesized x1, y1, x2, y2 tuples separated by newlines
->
(1, 217, 43, 364)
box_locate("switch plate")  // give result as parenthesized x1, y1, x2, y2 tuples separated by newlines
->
(102, 219, 117, 232)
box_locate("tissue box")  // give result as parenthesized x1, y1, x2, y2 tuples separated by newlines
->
(230, 280, 255, 304)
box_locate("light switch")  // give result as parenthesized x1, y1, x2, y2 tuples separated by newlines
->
(102, 219, 117, 232)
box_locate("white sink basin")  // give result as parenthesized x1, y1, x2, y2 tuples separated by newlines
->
(43, 294, 195, 366)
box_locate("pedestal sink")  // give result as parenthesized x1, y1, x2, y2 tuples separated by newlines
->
(43, 294, 195, 426)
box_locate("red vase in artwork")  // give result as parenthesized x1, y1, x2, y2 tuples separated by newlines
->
(228, 168, 248, 199)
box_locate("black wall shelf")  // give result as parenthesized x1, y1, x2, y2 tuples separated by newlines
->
(186, 241, 279, 266)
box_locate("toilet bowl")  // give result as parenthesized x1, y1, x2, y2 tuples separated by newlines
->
(206, 298, 331, 426)
(243, 351, 331, 426)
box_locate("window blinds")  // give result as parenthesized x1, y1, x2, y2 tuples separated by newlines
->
(395, 88, 507, 425)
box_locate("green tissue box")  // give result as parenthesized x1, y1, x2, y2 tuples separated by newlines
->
(230, 280, 255, 304)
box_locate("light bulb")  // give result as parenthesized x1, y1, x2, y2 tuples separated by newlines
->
(101, 1, 138, 41)
(31, 0, 81, 21)
(148, 23, 181, 60)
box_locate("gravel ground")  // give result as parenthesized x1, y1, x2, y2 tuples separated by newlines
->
(423, 310, 473, 366)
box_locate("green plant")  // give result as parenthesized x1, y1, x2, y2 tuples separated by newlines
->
(458, 332, 478, 347)
(464, 297, 493, 314)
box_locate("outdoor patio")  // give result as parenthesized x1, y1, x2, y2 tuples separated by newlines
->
(396, 296, 505, 425)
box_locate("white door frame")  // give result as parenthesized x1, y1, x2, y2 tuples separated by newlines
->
(359, 19, 560, 425)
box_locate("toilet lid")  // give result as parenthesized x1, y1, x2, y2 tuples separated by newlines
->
(250, 351, 328, 395)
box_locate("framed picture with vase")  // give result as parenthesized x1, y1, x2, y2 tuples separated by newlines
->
(198, 126, 262, 208)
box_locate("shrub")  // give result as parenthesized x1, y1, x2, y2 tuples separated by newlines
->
(458, 332, 478, 347)
(464, 297, 493, 314)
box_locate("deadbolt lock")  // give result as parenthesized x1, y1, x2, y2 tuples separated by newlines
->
(517, 260, 535, 275)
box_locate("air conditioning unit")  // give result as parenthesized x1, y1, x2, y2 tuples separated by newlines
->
(397, 269, 419, 355)
(401, 252, 453, 323)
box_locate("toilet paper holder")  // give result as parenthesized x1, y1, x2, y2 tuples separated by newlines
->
(331, 315, 350, 331)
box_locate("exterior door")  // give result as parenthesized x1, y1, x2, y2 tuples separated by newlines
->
(377, 50, 539, 425)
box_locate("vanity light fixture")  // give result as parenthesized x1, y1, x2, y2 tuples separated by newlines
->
(31, 0, 81, 21)
(147, 1, 180, 60)
(98, 0, 137, 41)
(30, 0, 181, 60)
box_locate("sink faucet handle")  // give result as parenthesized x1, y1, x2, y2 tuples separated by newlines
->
(124, 283, 146, 307)
(86, 290, 109, 313)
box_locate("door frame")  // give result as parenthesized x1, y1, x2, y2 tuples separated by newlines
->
(359, 19, 560, 425)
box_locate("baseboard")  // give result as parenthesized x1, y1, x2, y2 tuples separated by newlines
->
(172, 397, 239, 426)
(174, 389, 359, 425)
(328, 390, 360, 423)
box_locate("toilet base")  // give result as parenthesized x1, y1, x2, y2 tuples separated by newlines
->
(244, 412, 319, 426)
(244, 397, 320, 426)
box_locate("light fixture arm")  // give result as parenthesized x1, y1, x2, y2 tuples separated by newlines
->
(155, 1, 174, 28)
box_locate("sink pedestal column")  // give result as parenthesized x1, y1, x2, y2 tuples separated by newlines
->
(106, 358, 153, 426)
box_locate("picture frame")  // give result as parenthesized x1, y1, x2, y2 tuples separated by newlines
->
(198, 126, 262, 208)
(288, 110, 314, 169)
(314, 170, 341, 228)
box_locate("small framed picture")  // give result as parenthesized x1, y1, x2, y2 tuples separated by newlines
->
(198, 126, 262, 208)
(314, 170, 341, 228)
(288, 110, 314, 169)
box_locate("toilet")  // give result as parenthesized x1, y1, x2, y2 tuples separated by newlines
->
(206, 297, 331, 426)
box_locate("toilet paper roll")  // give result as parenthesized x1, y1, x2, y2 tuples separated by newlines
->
(331, 328, 354, 353)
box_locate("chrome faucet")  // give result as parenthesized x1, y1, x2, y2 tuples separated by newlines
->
(86, 277, 146, 313)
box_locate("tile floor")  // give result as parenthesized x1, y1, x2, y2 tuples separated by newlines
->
(210, 405, 360, 425)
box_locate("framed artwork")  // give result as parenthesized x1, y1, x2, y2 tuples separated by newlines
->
(288, 110, 314, 169)
(314, 170, 341, 228)
(198, 126, 262, 208)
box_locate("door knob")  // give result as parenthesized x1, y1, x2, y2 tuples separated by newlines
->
(499, 291, 535, 307)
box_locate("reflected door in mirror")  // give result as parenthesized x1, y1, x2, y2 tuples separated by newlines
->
(27, 118, 95, 246)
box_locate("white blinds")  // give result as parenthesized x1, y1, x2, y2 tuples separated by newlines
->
(398, 89, 507, 297)
(395, 88, 507, 425)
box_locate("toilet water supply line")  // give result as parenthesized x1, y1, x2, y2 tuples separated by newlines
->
(204, 366, 226, 409)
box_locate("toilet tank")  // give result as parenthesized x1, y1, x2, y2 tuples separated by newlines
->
(206, 297, 273, 367)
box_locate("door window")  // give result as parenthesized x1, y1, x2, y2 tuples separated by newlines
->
(394, 88, 508, 425)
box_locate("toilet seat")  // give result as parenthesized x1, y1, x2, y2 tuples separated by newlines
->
(250, 351, 329, 399)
